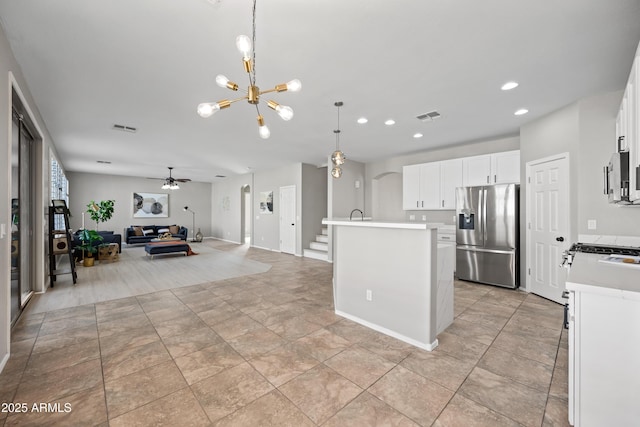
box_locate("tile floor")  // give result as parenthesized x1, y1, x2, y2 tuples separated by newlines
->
(1, 242, 569, 426)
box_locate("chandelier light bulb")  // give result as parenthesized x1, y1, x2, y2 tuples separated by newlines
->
(197, 102, 220, 118)
(286, 79, 302, 92)
(236, 35, 252, 59)
(257, 115, 270, 139)
(331, 166, 342, 179)
(215, 75, 230, 88)
(276, 104, 294, 121)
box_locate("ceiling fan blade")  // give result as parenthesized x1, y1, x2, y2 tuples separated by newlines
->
(175, 178, 192, 182)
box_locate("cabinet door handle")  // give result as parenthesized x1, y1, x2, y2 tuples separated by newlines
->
(603, 166, 609, 195)
(441, 200, 444, 208)
(421, 201, 424, 208)
(486, 175, 489, 184)
(494, 174, 497, 183)
(417, 201, 419, 208)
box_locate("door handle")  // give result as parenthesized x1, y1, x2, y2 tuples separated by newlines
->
(291, 223, 295, 226)
(556, 236, 564, 242)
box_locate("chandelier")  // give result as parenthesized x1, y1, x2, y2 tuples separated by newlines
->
(331, 101, 346, 179)
(197, 0, 301, 139)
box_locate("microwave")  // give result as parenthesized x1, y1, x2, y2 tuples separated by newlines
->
(604, 151, 630, 204)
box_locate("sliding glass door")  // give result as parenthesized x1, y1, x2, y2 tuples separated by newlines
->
(11, 108, 35, 325)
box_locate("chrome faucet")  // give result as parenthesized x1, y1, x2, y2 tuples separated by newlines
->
(349, 209, 364, 221)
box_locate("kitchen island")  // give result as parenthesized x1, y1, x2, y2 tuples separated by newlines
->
(322, 219, 453, 351)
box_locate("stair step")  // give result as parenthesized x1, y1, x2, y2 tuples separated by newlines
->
(310, 241, 328, 251)
(321, 228, 328, 236)
(304, 249, 328, 261)
(316, 234, 328, 243)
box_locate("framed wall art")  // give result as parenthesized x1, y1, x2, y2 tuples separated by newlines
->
(259, 191, 273, 214)
(133, 192, 168, 218)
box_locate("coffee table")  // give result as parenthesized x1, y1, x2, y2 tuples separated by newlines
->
(145, 241, 190, 258)
(150, 237, 182, 242)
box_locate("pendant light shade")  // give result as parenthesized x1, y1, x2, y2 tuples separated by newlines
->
(330, 101, 346, 178)
(331, 166, 342, 179)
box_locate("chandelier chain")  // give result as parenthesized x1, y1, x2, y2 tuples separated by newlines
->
(251, 0, 257, 87)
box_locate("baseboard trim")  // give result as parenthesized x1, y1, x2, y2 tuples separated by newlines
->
(334, 310, 438, 351)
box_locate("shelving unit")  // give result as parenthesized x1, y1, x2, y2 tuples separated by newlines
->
(48, 200, 77, 287)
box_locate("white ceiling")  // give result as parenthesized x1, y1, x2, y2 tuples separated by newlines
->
(1, 0, 640, 183)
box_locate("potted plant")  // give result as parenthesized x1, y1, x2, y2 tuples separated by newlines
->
(77, 229, 103, 267)
(87, 200, 115, 230)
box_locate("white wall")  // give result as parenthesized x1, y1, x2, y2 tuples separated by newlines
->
(1, 22, 60, 372)
(301, 164, 327, 250)
(67, 172, 212, 238)
(212, 174, 253, 244)
(329, 159, 365, 218)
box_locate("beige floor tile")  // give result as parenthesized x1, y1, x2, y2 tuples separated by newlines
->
(369, 365, 454, 426)
(102, 340, 172, 381)
(324, 391, 419, 427)
(174, 342, 245, 384)
(324, 345, 396, 388)
(444, 318, 501, 346)
(279, 364, 362, 424)
(109, 388, 210, 427)
(433, 394, 521, 427)
(292, 328, 352, 361)
(31, 324, 98, 355)
(161, 325, 224, 359)
(509, 311, 564, 333)
(249, 343, 319, 387)
(191, 362, 274, 423)
(492, 330, 559, 367)
(358, 332, 415, 364)
(435, 331, 489, 362)
(95, 301, 146, 324)
(145, 304, 194, 325)
(478, 346, 554, 392)
(209, 312, 263, 340)
(401, 348, 475, 391)
(324, 318, 381, 344)
(104, 360, 187, 418)
(98, 323, 160, 357)
(15, 358, 103, 405)
(265, 316, 323, 340)
(459, 367, 547, 427)
(43, 304, 96, 322)
(152, 313, 208, 340)
(213, 390, 314, 427)
(136, 290, 183, 313)
(227, 326, 287, 359)
(196, 302, 241, 326)
(37, 312, 96, 337)
(549, 360, 568, 401)
(97, 313, 152, 338)
(543, 396, 570, 427)
(24, 338, 100, 377)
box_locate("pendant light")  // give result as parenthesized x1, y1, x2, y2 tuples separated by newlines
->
(331, 101, 346, 179)
(196, 0, 301, 139)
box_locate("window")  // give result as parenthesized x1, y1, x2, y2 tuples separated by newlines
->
(50, 154, 68, 230)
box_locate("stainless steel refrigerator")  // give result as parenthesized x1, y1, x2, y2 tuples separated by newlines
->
(455, 184, 519, 289)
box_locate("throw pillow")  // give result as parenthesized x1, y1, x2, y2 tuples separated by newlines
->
(157, 228, 170, 234)
(168, 225, 179, 234)
(133, 226, 143, 236)
(142, 228, 155, 236)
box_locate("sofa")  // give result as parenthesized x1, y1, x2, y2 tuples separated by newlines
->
(124, 225, 188, 245)
(71, 230, 122, 260)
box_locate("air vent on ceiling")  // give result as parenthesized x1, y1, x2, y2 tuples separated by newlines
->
(215, 175, 226, 178)
(112, 124, 137, 133)
(416, 111, 441, 121)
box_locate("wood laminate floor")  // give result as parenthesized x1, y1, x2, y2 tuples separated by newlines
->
(2, 240, 568, 426)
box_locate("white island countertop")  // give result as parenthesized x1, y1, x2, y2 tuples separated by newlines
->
(322, 218, 439, 230)
(566, 252, 640, 298)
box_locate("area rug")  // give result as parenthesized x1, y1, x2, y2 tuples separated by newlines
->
(25, 244, 272, 314)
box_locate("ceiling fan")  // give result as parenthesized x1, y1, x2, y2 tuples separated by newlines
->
(149, 167, 191, 190)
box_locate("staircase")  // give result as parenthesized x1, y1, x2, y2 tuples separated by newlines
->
(304, 227, 329, 261)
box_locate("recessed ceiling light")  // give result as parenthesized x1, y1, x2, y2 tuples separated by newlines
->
(501, 81, 519, 91)
(514, 108, 529, 116)
(413, 133, 423, 139)
(357, 117, 368, 124)
(385, 119, 395, 126)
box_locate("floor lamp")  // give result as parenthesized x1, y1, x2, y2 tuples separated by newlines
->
(183, 206, 196, 242)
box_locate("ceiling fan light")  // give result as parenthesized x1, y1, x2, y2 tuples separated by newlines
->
(331, 166, 342, 179)
(170, 183, 180, 190)
(161, 182, 170, 190)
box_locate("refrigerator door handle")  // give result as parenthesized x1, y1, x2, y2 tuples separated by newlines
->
(482, 187, 488, 245)
(457, 246, 515, 255)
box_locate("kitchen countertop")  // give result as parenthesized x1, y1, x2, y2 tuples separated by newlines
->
(566, 252, 640, 297)
(322, 219, 438, 230)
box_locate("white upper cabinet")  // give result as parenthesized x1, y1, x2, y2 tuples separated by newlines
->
(403, 164, 422, 210)
(440, 158, 463, 209)
(462, 150, 520, 186)
(618, 42, 639, 203)
(462, 154, 492, 186)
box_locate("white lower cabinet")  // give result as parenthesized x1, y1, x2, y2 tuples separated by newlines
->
(567, 288, 640, 426)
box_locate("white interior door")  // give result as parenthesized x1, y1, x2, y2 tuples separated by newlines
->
(527, 154, 570, 303)
(279, 185, 296, 255)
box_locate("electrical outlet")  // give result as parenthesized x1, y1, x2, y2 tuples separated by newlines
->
(587, 220, 597, 230)
(366, 289, 372, 301)
(409, 215, 415, 221)
(422, 215, 427, 221)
